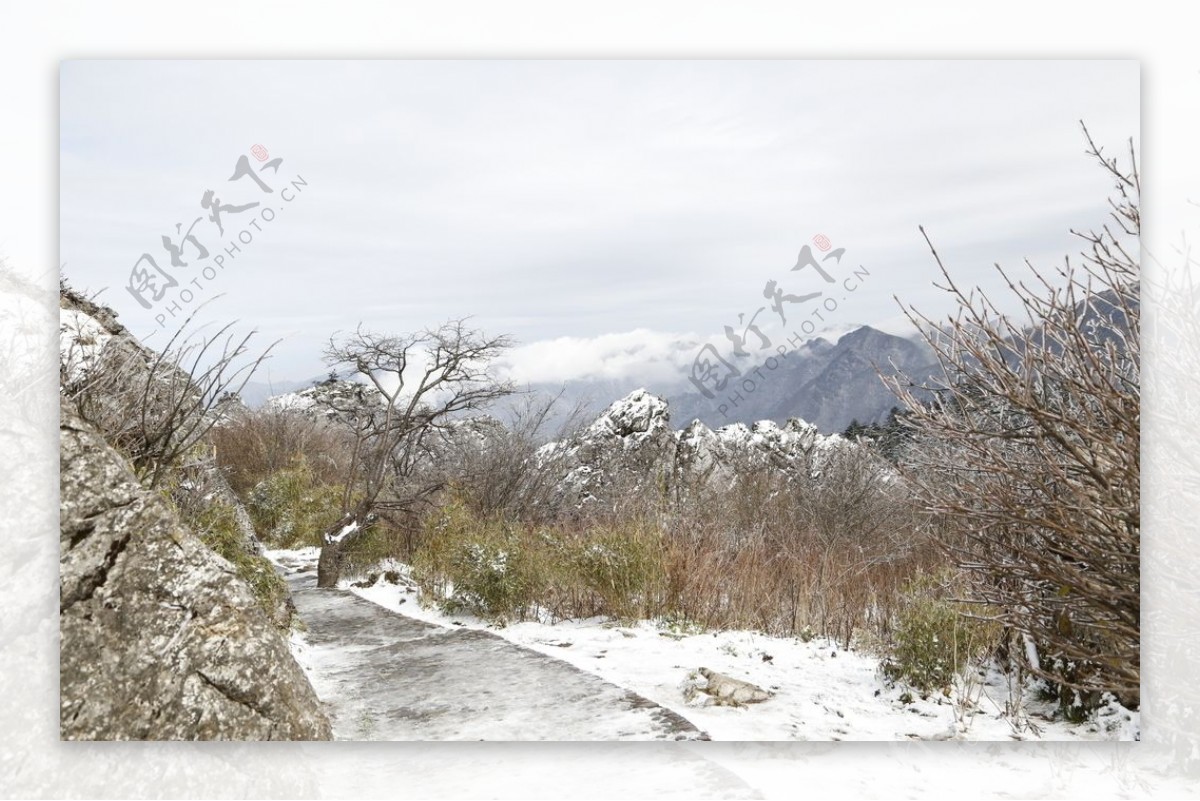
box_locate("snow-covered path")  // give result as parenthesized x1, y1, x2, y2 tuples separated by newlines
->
(273, 549, 1138, 742)
(277, 553, 707, 740)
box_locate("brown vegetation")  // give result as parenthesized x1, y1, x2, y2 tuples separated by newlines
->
(887, 126, 1140, 709)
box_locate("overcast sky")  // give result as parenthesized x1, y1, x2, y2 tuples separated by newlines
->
(60, 60, 1139, 390)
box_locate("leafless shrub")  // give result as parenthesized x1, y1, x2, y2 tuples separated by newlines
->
(433, 390, 590, 523)
(60, 293, 274, 489)
(653, 458, 935, 642)
(886, 125, 1140, 707)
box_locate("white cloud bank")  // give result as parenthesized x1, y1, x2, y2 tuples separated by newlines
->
(495, 320, 889, 389)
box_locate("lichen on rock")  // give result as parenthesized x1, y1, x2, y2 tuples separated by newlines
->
(59, 399, 331, 740)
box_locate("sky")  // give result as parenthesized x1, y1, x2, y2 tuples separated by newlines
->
(59, 60, 1139, 391)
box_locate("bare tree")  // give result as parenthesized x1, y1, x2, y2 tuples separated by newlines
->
(314, 320, 514, 587)
(435, 389, 593, 523)
(887, 125, 1140, 707)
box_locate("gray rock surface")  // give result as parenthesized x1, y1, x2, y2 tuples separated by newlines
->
(59, 400, 331, 740)
(60, 287, 290, 627)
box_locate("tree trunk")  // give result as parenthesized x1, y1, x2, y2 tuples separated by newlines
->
(317, 541, 343, 588)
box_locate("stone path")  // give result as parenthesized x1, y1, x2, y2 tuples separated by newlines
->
(277, 554, 707, 741)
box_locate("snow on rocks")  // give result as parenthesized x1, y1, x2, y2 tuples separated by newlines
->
(265, 389, 317, 413)
(266, 379, 383, 421)
(543, 389, 857, 508)
(59, 307, 113, 384)
(583, 388, 672, 441)
(690, 668, 773, 706)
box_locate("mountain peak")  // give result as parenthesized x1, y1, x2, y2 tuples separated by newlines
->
(668, 324, 938, 432)
(587, 388, 671, 439)
(836, 324, 888, 347)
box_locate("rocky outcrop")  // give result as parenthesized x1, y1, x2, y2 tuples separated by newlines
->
(692, 668, 772, 706)
(60, 399, 331, 740)
(59, 285, 179, 424)
(60, 288, 291, 625)
(540, 389, 854, 510)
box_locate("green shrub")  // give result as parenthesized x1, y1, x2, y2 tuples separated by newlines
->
(885, 570, 998, 695)
(412, 501, 544, 622)
(567, 521, 665, 620)
(411, 500, 671, 624)
(447, 539, 533, 620)
(246, 458, 346, 548)
(191, 499, 290, 627)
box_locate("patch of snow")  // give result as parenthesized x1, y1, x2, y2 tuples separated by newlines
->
(266, 391, 315, 412)
(1023, 633, 1041, 672)
(326, 520, 359, 545)
(265, 546, 321, 563)
(59, 307, 112, 383)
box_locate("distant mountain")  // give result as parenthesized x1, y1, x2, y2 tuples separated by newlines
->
(666, 326, 941, 433)
(257, 326, 942, 436)
(477, 325, 941, 436)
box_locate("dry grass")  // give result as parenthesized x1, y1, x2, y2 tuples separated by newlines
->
(408, 460, 944, 643)
(211, 391, 950, 646)
(212, 405, 351, 495)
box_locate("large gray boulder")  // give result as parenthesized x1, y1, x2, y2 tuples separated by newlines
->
(59, 288, 292, 626)
(60, 400, 331, 740)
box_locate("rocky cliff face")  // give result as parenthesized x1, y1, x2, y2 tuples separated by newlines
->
(58, 286, 330, 740)
(60, 399, 332, 740)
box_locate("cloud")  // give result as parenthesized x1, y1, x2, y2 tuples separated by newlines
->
(59, 60, 1139, 383)
(495, 320, 878, 389)
(496, 328, 706, 387)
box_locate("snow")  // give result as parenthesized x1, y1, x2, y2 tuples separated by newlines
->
(265, 390, 315, 412)
(266, 545, 321, 562)
(273, 550, 705, 741)
(370, 608, 1119, 741)
(546, 388, 857, 505)
(585, 388, 671, 440)
(59, 307, 112, 383)
(266, 380, 386, 417)
(258, 547, 1143, 742)
(326, 520, 359, 544)
(1024, 632, 1042, 671)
